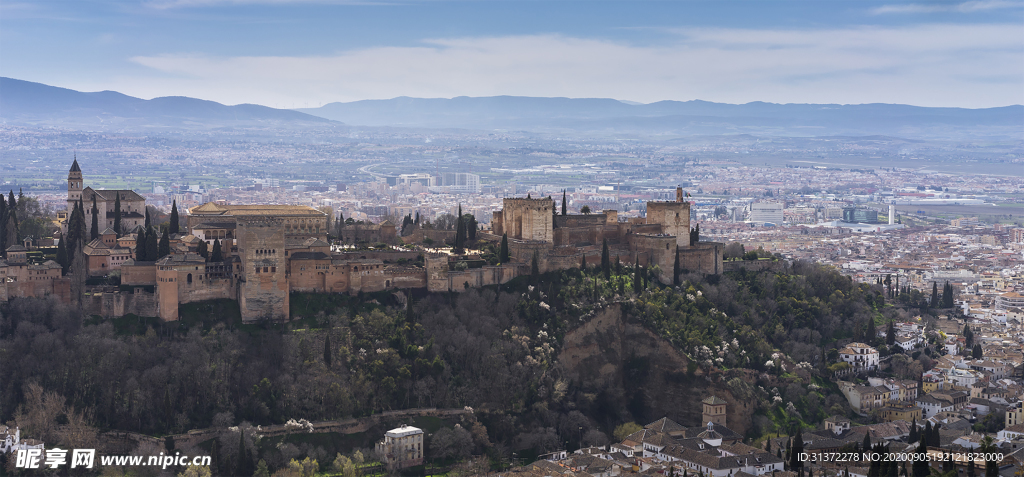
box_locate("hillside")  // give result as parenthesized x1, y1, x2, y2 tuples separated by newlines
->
(0, 261, 925, 474)
(0, 77, 335, 130)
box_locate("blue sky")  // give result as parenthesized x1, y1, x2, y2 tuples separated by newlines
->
(2, 0, 1022, 108)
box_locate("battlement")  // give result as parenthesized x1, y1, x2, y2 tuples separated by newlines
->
(502, 197, 554, 205)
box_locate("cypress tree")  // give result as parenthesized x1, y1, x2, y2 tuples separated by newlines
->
(4, 195, 17, 248)
(406, 293, 414, 323)
(561, 190, 567, 216)
(931, 282, 938, 307)
(197, 240, 209, 259)
(943, 282, 954, 308)
(966, 456, 975, 477)
(499, 233, 509, 263)
(633, 257, 642, 293)
(0, 193, 6, 252)
(211, 239, 223, 262)
(145, 208, 151, 230)
(56, 238, 69, 275)
(169, 200, 179, 235)
(236, 429, 249, 477)
(136, 227, 147, 261)
(886, 321, 896, 346)
(454, 204, 465, 251)
(866, 317, 878, 345)
(467, 214, 477, 241)
(789, 428, 803, 471)
(324, 334, 332, 368)
(908, 417, 918, 443)
(972, 344, 982, 359)
(158, 228, 170, 258)
(90, 195, 99, 240)
(580, 254, 586, 272)
(923, 422, 932, 446)
(912, 440, 929, 477)
(531, 250, 539, 282)
(601, 239, 610, 279)
(673, 248, 681, 286)
(862, 433, 871, 458)
(145, 227, 158, 261)
(113, 193, 122, 237)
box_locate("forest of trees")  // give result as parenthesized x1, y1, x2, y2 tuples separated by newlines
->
(0, 260, 936, 475)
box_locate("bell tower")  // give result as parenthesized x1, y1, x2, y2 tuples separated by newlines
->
(68, 156, 83, 204)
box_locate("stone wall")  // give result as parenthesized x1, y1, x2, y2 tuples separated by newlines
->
(122, 263, 156, 286)
(446, 264, 516, 292)
(385, 267, 427, 289)
(82, 289, 158, 318)
(628, 234, 676, 283)
(424, 254, 451, 292)
(679, 242, 725, 275)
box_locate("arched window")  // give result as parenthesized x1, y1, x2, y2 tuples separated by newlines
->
(187, 273, 192, 284)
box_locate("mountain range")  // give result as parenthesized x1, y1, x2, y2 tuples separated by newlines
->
(298, 96, 1023, 139)
(0, 77, 332, 129)
(2, 77, 1020, 139)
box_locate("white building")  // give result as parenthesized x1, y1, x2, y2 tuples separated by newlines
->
(375, 425, 424, 470)
(839, 342, 879, 370)
(749, 202, 783, 225)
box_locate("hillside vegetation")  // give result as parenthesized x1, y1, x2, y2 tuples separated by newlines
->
(0, 261, 908, 474)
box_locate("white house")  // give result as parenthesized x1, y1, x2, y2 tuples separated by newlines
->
(839, 342, 880, 370)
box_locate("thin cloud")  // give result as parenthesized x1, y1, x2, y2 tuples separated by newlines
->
(118, 24, 1022, 109)
(871, 0, 1023, 14)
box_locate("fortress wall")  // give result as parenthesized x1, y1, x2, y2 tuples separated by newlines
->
(425, 254, 450, 292)
(680, 242, 725, 275)
(335, 251, 421, 261)
(6, 279, 68, 300)
(628, 234, 676, 283)
(82, 290, 158, 318)
(289, 259, 333, 292)
(445, 264, 517, 292)
(492, 211, 504, 236)
(508, 240, 555, 270)
(554, 214, 607, 228)
(179, 277, 233, 304)
(385, 268, 427, 289)
(122, 264, 156, 286)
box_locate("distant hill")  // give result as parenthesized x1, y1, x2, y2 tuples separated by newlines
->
(0, 77, 335, 129)
(298, 96, 1024, 139)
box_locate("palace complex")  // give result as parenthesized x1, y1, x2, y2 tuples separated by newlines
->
(0, 161, 723, 322)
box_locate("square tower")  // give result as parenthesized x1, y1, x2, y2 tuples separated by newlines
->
(702, 395, 727, 427)
(500, 197, 554, 243)
(646, 201, 690, 247)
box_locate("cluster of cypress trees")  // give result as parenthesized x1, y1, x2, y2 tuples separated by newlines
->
(929, 281, 956, 308)
(0, 190, 20, 254)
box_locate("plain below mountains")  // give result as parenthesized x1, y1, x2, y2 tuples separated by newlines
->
(0, 77, 334, 130)
(298, 95, 1023, 139)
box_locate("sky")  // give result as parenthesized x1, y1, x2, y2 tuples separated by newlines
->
(1, 0, 1022, 109)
